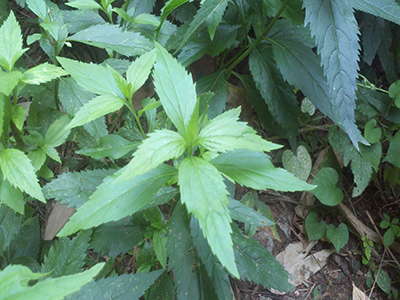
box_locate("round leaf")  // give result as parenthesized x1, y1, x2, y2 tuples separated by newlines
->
(312, 168, 344, 206)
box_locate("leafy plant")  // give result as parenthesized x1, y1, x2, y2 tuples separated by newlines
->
(380, 214, 400, 247)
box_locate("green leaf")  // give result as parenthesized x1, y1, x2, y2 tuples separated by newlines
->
(57, 164, 176, 237)
(57, 57, 123, 97)
(65, 269, 164, 300)
(21, 63, 68, 85)
(361, 14, 385, 65)
(282, 145, 312, 182)
(77, 134, 139, 160)
(0, 203, 23, 252)
(134, 13, 160, 26)
(8, 216, 40, 261)
(228, 198, 274, 227)
(383, 229, 395, 247)
(153, 43, 197, 136)
(28, 148, 46, 172)
(44, 114, 71, 147)
(66, 94, 125, 129)
(0, 70, 22, 96)
(158, 0, 191, 33)
(249, 42, 299, 142)
(178, 156, 239, 278)
(0, 11, 27, 71)
(68, 24, 153, 56)
(198, 107, 282, 152)
(43, 169, 116, 208)
(351, 151, 373, 197)
(383, 130, 400, 168)
(62, 9, 106, 34)
(326, 223, 349, 252)
(26, 0, 47, 20)
(232, 224, 293, 293)
(66, 0, 102, 10)
(303, 0, 360, 147)
(312, 168, 344, 206)
(211, 149, 315, 192)
(126, 49, 156, 96)
(0, 148, 45, 202)
(12, 105, 26, 131)
(205, 0, 228, 40)
(375, 269, 391, 294)
(354, 0, 400, 26)
(116, 129, 186, 182)
(360, 142, 381, 171)
(0, 175, 24, 214)
(0, 263, 104, 300)
(146, 271, 175, 300)
(305, 212, 326, 240)
(364, 119, 382, 144)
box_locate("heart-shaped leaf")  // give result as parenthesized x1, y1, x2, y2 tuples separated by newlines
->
(389, 79, 400, 108)
(301, 97, 315, 116)
(305, 212, 326, 241)
(326, 223, 349, 252)
(312, 168, 344, 206)
(282, 145, 311, 181)
(364, 119, 382, 144)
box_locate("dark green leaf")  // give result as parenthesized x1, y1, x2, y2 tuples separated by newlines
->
(305, 212, 326, 240)
(205, 0, 228, 40)
(361, 14, 385, 65)
(146, 271, 175, 300)
(8, 216, 40, 261)
(228, 198, 274, 227)
(0, 203, 23, 253)
(354, 0, 400, 26)
(0, 174, 24, 214)
(312, 168, 344, 206)
(326, 223, 349, 252)
(375, 269, 391, 294)
(62, 10, 106, 34)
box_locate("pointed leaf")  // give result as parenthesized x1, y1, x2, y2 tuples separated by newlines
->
(126, 49, 156, 95)
(0, 149, 45, 202)
(0, 70, 22, 96)
(57, 164, 176, 236)
(354, 0, 400, 26)
(116, 129, 186, 182)
(205, 0, 228, 40)
(0, 176, 24, 214)
(303, 0, 360, 147)
(0, 11, 27, 71)
(178, 156, 239, 277)
(228, 198, 274, 227)
(66, 0, 102, 10)
(0, 203, 23, 252)
(68, 24, 153, 56)
(211, 149, 315, 191)
(44, 114, 71, 147)
(383, 130, 400, 168)
(21, 63, 68, 85)
(26, 0, 47, 20)
(153, 43, 197, 135)
(62, 10, 106, 34)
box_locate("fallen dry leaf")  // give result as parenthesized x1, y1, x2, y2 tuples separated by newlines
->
(353, 283, 370, 300)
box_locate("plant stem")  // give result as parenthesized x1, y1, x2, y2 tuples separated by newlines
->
(126, 102, 146, 139)
(225, 0, 290, 74)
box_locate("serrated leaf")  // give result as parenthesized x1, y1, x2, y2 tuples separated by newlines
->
(21, 63, 68, 85)
(228, 198, 274, 227)
(66, 94, 125, 129)
(44, 114, 71, 147)
(0, 174, 24, 214)
(9, 216, 40, 261)
(249, 42, 299, 142)
(26, 0, 47, 20)
(153, 43, 197, 136)
(198, 107, 282, 152)
(383, 130, 400, 168)
(326, 223, 349, 252)
(282, 145, 312, 181)
(146, 271, 175, 300)
(57, 164, 176, 236)
(12, 105, 26, 131)
(305, 211, 327, 240)
(68, 23, 153, 56)
(312, 168, 344, 206)
(178, 156, 239, 277)
(42, 230, 92, 277)
(351, 152, 373, 197)
(0, 70, 22, 96)
(0, 203, 23, 252)
(354, 0, 400, 26)
(62, 9, 106, 34)
(205, 0, 228, 40)
(65, 269, 163, 300)
(134, 13, 160, 26)
(232, 224, 293, 293)
(0, 148, 45, 202)
(211, 149, 314, 191)
(42, 145, 61, 163)
(28, 148, 46, 171)
(126, 49, 156, 96)
(116, 129, 186, 182)
(0, 11, 28, 71)
(360, 142, 381, 171)
(303, 0, 360, 147)
(158, 0, 191, 32)
(0, 263, 104, 300)
(66, 0, 102, 10)
(43, 168, 116, 208)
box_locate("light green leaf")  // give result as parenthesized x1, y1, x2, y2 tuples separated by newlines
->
(312, 168, 344, 206)
(77, 134, 139, 160)
(303, 0, 360, 148)
(66, 94, 125, 129)
(0, 263, 104, 300)
(138, 100, 162, 118)
(282, 145, 312, 181)
(0, 70, 22, 96)
(26, 0, 47, 20)
(305, 212, 326, 240)
(211, 149, 314, 191)
(28, 148, 47, 171)
(0, 203, 23, 252)
(178, 156, 239, 278)
(40, 21, 60, 41)
(127, 49, 156, 97)
(57, 164, 176, 236)
(228, 198, 274, 227)
(57, 57, 123, 97)
(12, 105, 26, 131)
(383, 130, 400, 168)
(66, 0, 102, 10)
(42, 230, 92, 277)
(0, 148, 45, 202)
(134, 13, 160, 26)
(0, 176, 24, 214)
(354, 0, 400, 26)
(326, 223, 349, 252)
(44, 114, 71, 147)
(158, 0, 190, 32)
(21, 63, 68, 85)
(351, 152, 373, 197)
(42, 145, 61, 163)
(0, 11, 28, 71)
(68, 24, 153, 56)
(375, 269, 391, 294)
(153, 43, 197, 136)
(198, 108, 282, 152)
(116, 129, 186, 182)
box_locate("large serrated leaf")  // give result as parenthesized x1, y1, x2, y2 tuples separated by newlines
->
(0, 148, 45, 202)
(211, 149, 315, 191)
(126, 49, 156, 96)
(146, 271, 175, 300)
(116, 129, 186, 182)
(153, 43, 197, 136)
(65, 269, 163, 300)
(303, 0, 360, 147)
(0, 263, 104, 300)
(198, 107, 282, 152)
(232, 224, 293, 293)
(8, 216, 40, 261)
(62, 9, 106, 34)
(42, 230, 92, 277)
(0, 203, 23, 252)
(178, 156, 239, 277)
(354, 0, 400, 26)
(0, 11, 27, 71)
(57, 164, 176, 237)
(205, 0, 229, 40)
(68, 24, 153, 56)
(43, 168, 116, 208)
(0, 172, 24, 214)
(21, 63, 68, 85)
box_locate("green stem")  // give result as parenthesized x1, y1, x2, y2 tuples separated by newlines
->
(225, 0, 290, 74)
(126, 102, 146, 139)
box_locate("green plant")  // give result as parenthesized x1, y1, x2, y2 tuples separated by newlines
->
(380, 214, 400, 248)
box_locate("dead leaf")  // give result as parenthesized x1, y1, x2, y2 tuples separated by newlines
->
(353, 283, 370, 300)
(43, 201, 76, 240)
